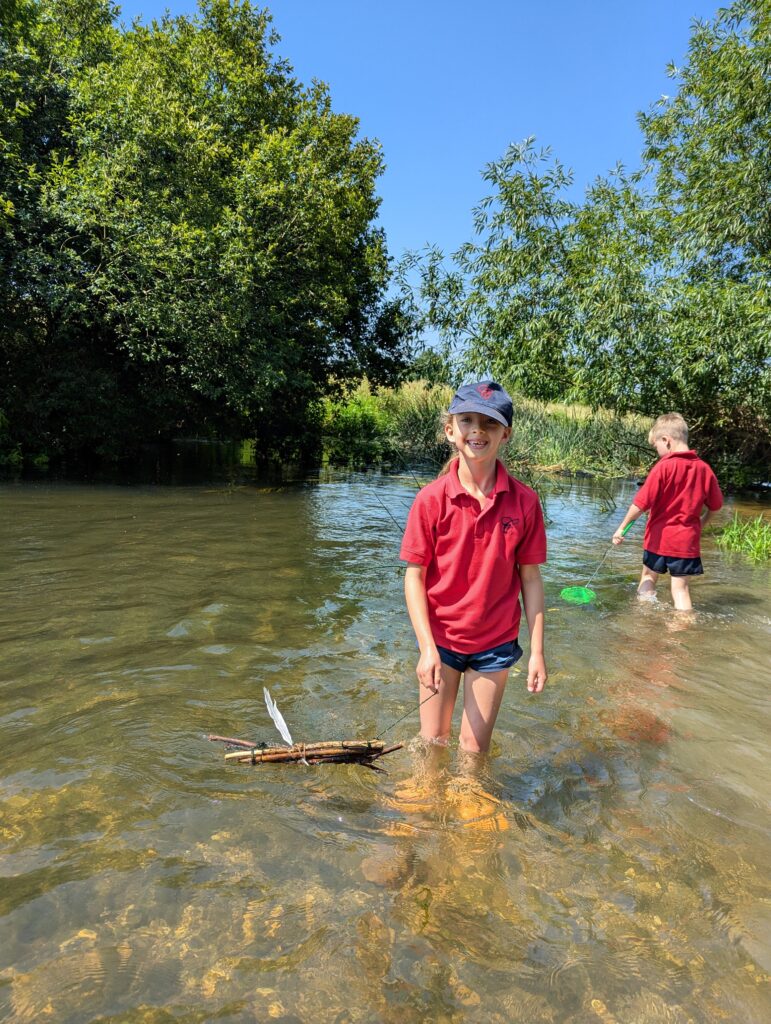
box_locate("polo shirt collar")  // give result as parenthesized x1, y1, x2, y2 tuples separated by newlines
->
(446, 458, 511, 499)
(662, 450, 698, 460)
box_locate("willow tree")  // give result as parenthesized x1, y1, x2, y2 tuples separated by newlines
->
(406, 0, 770, 480)
(637, 0, 771, 474)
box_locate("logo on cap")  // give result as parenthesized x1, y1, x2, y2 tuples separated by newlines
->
(448, 380, 513, 427)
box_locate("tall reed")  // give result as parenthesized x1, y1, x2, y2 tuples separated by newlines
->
(321, 380, 650, 479)
(715, 513, 771, 564)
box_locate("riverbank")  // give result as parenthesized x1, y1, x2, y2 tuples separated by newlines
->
(4, 380, 766, 503)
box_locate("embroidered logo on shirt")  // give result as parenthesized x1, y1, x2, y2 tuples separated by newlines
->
(501, 516, 519, 534)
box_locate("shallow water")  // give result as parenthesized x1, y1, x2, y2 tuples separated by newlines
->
(1, 471, 769, 1023)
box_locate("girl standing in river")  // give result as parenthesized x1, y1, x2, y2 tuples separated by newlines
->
(400, 381, 547, 754)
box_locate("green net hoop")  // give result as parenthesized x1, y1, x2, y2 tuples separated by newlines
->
(559, 585, 596, 605)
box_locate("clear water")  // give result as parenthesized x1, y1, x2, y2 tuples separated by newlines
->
(1, 472, 769, 1023)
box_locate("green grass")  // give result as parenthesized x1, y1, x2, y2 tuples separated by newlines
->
(321, 379, 651, 479)
(505, 400, 650, 478)
(715, 513, 771, 564)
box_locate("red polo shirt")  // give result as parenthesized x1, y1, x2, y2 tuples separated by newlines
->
(400, 459, 547, 653)
(634, 450, 723, 558)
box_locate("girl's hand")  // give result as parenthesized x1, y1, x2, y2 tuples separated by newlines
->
(416, 647, 443, 692)
(611, 528, 626, 545)
(527, 653, 548, 694)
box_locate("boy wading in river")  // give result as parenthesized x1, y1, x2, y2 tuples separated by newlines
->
(612, 413, 723, 611)
(400, 382, 547, 754)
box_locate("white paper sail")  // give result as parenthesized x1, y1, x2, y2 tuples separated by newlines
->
(263, 687, 293, 747)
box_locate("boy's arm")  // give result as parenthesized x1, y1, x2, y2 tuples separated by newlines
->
(704, 470, 724, 520)
(614, 460, 661, 543)
(612, 503, 645, 544)
(519, 564, 547, 694)
(700, 506, 716, 529)
(404, 563, 443, 692)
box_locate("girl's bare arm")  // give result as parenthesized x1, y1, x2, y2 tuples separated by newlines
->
(520, 563, 547, 693)
(404, 563, 443, 691)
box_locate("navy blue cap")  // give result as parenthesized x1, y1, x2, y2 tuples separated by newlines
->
(448, 381, 513, 428)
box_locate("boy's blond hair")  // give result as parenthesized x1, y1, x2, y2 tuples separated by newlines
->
(648, 412, 688, 445)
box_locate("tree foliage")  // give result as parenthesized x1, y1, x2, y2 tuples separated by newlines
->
(1, 0, 407, 460)
(404, 0, 770, 481)
(640, 0, 771, 273)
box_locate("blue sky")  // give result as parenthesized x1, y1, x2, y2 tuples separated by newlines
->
(114, 0, 719, 263)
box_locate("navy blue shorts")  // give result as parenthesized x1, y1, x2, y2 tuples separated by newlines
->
(437, 639, 523, 673)
(643, 549, 704, 577)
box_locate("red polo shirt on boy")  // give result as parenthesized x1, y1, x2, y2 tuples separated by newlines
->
(633, 450, 723, 558)
(400, 459, 547, 654)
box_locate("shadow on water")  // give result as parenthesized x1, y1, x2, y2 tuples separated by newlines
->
(2, 439, 311, 488)
(0, 468, 769, 1022)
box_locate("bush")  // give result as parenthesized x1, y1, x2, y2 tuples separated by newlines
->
(321, 382, 391, 466)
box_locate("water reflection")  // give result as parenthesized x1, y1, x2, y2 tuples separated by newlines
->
(0, 473, 769, 1022)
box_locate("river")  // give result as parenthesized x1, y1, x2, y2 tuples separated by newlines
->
(1, 468, 769, 1022)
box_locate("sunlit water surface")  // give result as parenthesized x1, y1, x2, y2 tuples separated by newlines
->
(1, 471, 769, 1023)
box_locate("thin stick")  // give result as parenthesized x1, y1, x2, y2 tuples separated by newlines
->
(377, 690, 438, 737)
(578, 521, 635, 590)
(208, 734, 259, 748)
(370, 486, 407, 534)
(583, 546, 614, 589)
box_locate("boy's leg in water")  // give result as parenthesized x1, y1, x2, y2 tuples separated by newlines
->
(670, 575, 693, 612)
(638, 566, 661, 602)
(458, 668, 510, 754)
(420, 662, 462, 744)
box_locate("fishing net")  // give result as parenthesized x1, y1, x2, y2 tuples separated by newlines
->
(559, 585, 596, 605)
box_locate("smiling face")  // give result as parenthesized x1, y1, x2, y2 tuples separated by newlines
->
(445, 412, 511, 462)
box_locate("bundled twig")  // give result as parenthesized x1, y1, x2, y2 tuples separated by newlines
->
(208, 735, 403, 773)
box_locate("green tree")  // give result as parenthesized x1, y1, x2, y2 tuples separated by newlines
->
(405, 0, 770, 481)
(403, 143, 668, 409)
(0, 0, 126, 458)
(1, 0, 406, 460)
(640, 0, 771, 273)
(636, 0, 771, 474)
(402, 141, 579, 402)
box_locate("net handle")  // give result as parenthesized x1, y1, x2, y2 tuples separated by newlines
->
(583, 520, 635, 589)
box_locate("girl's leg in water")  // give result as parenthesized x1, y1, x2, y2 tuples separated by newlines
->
(420, 662, 462, 745)
(459, 667, 510, 754)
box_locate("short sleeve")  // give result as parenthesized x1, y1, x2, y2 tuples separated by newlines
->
(633, 462, 661, 511)
(706, 470, 724, 512)
(515, 494, 547, 565)
(399, 490, 435, 565)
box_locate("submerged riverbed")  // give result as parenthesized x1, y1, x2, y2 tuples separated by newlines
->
(1, 471, 769, 1022)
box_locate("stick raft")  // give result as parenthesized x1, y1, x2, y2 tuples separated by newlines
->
(209, 735, 403, 772)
